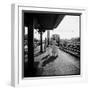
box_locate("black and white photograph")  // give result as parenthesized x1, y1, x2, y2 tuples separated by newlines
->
(23, 11, 81, 77)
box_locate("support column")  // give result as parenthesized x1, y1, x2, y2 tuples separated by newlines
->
(47, 30, 50, 47)
(28, 24, 34, 76)
(40, 30, 43, 53)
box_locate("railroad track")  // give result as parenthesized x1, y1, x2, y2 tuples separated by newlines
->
(59, 46, 80, 58)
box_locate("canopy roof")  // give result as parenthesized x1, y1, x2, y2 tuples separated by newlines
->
(24, 13, 65, 30)
(24, 12, 80, 30)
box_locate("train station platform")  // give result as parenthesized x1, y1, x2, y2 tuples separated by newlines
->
(34, 45, 80, 76)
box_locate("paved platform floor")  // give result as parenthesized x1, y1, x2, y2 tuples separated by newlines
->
(34, 45, 80, 76)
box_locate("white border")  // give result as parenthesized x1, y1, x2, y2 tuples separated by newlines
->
(11, 4, 87, 87)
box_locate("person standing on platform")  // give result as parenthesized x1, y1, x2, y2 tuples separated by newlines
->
(51, 39, 58, 57)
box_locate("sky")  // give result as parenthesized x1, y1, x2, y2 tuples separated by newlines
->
(34, 15, 80, 40)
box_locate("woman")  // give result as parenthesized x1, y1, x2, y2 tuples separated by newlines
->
(51, 40, 58, 57)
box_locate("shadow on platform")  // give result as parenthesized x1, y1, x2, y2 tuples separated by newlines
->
(41, 54, 49, 61)
(34, 51, 44, 57)
(42, 56, 58, 67)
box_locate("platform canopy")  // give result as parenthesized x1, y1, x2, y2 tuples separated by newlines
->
(24, 13, 65, 30)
